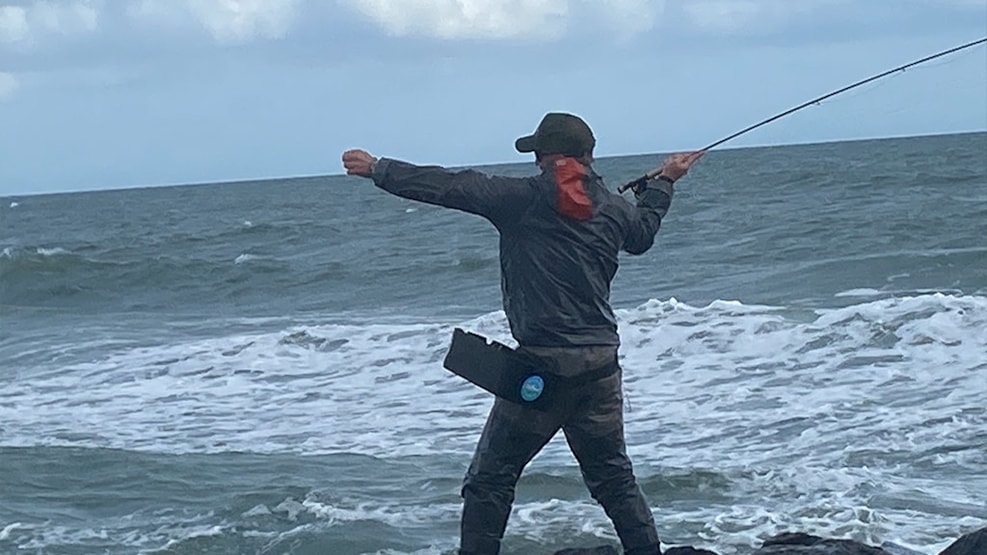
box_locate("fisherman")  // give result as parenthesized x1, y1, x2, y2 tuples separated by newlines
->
(342, 112, 702, 555)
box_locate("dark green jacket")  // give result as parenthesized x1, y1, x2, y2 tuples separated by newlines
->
(371, 156, 672, 347)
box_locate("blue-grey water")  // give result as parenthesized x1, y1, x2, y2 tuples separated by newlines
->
(1, 133, 985, 554)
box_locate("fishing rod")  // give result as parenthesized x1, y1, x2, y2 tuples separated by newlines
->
(618, 37, 987, 194)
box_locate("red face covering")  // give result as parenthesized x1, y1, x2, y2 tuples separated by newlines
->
(539, 155, 592, 221)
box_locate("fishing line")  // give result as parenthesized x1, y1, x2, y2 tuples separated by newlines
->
(619, 37, 987, 193)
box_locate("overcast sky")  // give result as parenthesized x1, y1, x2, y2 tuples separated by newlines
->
(1, 0, 985, 195)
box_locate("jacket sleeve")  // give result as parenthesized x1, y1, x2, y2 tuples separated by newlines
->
(371, 158, 535, 224)
(622, 178, 673, 255)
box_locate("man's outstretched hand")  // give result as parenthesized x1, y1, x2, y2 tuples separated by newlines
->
(656, 150, 706, 182)
(342, 149, 378, 177)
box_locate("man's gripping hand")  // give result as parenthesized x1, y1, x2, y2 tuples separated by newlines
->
(342, 149, 378, 177)
(657, 150, 705, 182)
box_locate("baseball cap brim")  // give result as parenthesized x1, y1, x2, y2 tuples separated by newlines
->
(515, 134, 537, 153)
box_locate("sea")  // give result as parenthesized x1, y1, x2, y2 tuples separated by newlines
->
(1, 132, 985, 555)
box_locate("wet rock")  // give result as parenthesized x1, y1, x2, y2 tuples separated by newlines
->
(665, 547, 719, 554)
(755, 532, 891, 554)
(939, 526, 987, 555)
(553, 527, 987, 555)
(552, 547, 619, 555)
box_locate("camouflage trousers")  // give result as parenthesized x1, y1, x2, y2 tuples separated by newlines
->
(458, 346, 660, 555)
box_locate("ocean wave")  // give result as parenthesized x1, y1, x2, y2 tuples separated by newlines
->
(0, 246, 105, 288)
(0, 244, 300, 306)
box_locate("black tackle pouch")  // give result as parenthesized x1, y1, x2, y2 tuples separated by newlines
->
(442, 328, 559, 411)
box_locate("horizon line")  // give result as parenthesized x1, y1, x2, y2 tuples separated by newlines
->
(4, 129, 985, 199)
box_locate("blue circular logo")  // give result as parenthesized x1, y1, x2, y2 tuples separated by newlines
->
(520, 375, 544, 402)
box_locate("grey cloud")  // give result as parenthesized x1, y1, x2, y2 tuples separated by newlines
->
(0, 0, 99, 49)
(1, 0, 983, 75)
(126, 0, 300, 44)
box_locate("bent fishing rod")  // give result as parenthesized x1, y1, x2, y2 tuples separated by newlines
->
(618, 37, 987, 194)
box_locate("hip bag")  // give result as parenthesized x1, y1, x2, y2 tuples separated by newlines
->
(442, 328, 617, 412)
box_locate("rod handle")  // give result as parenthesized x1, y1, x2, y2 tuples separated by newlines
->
(617, 167, 663, 194)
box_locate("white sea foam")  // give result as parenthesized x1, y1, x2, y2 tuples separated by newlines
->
(0, 514, 230, 554)
(0, 522, 23, 541)
(2, 293, 985, 552)
(150, 525, 225, 552)
(244, 494, 608, 554)
(234, 253, 259, 264)
(3, 294, 984, 460)
(834, 288, 884, 297)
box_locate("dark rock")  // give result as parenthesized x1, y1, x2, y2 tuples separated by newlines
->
(665, 546, 720, 555)
(553, 527, 987, 555)
(552, 546, 619, 555)
(754, 532, 892, 555)
(939, 526, 987, 555)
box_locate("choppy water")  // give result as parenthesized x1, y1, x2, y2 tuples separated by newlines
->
(1, 132, 986, 554)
